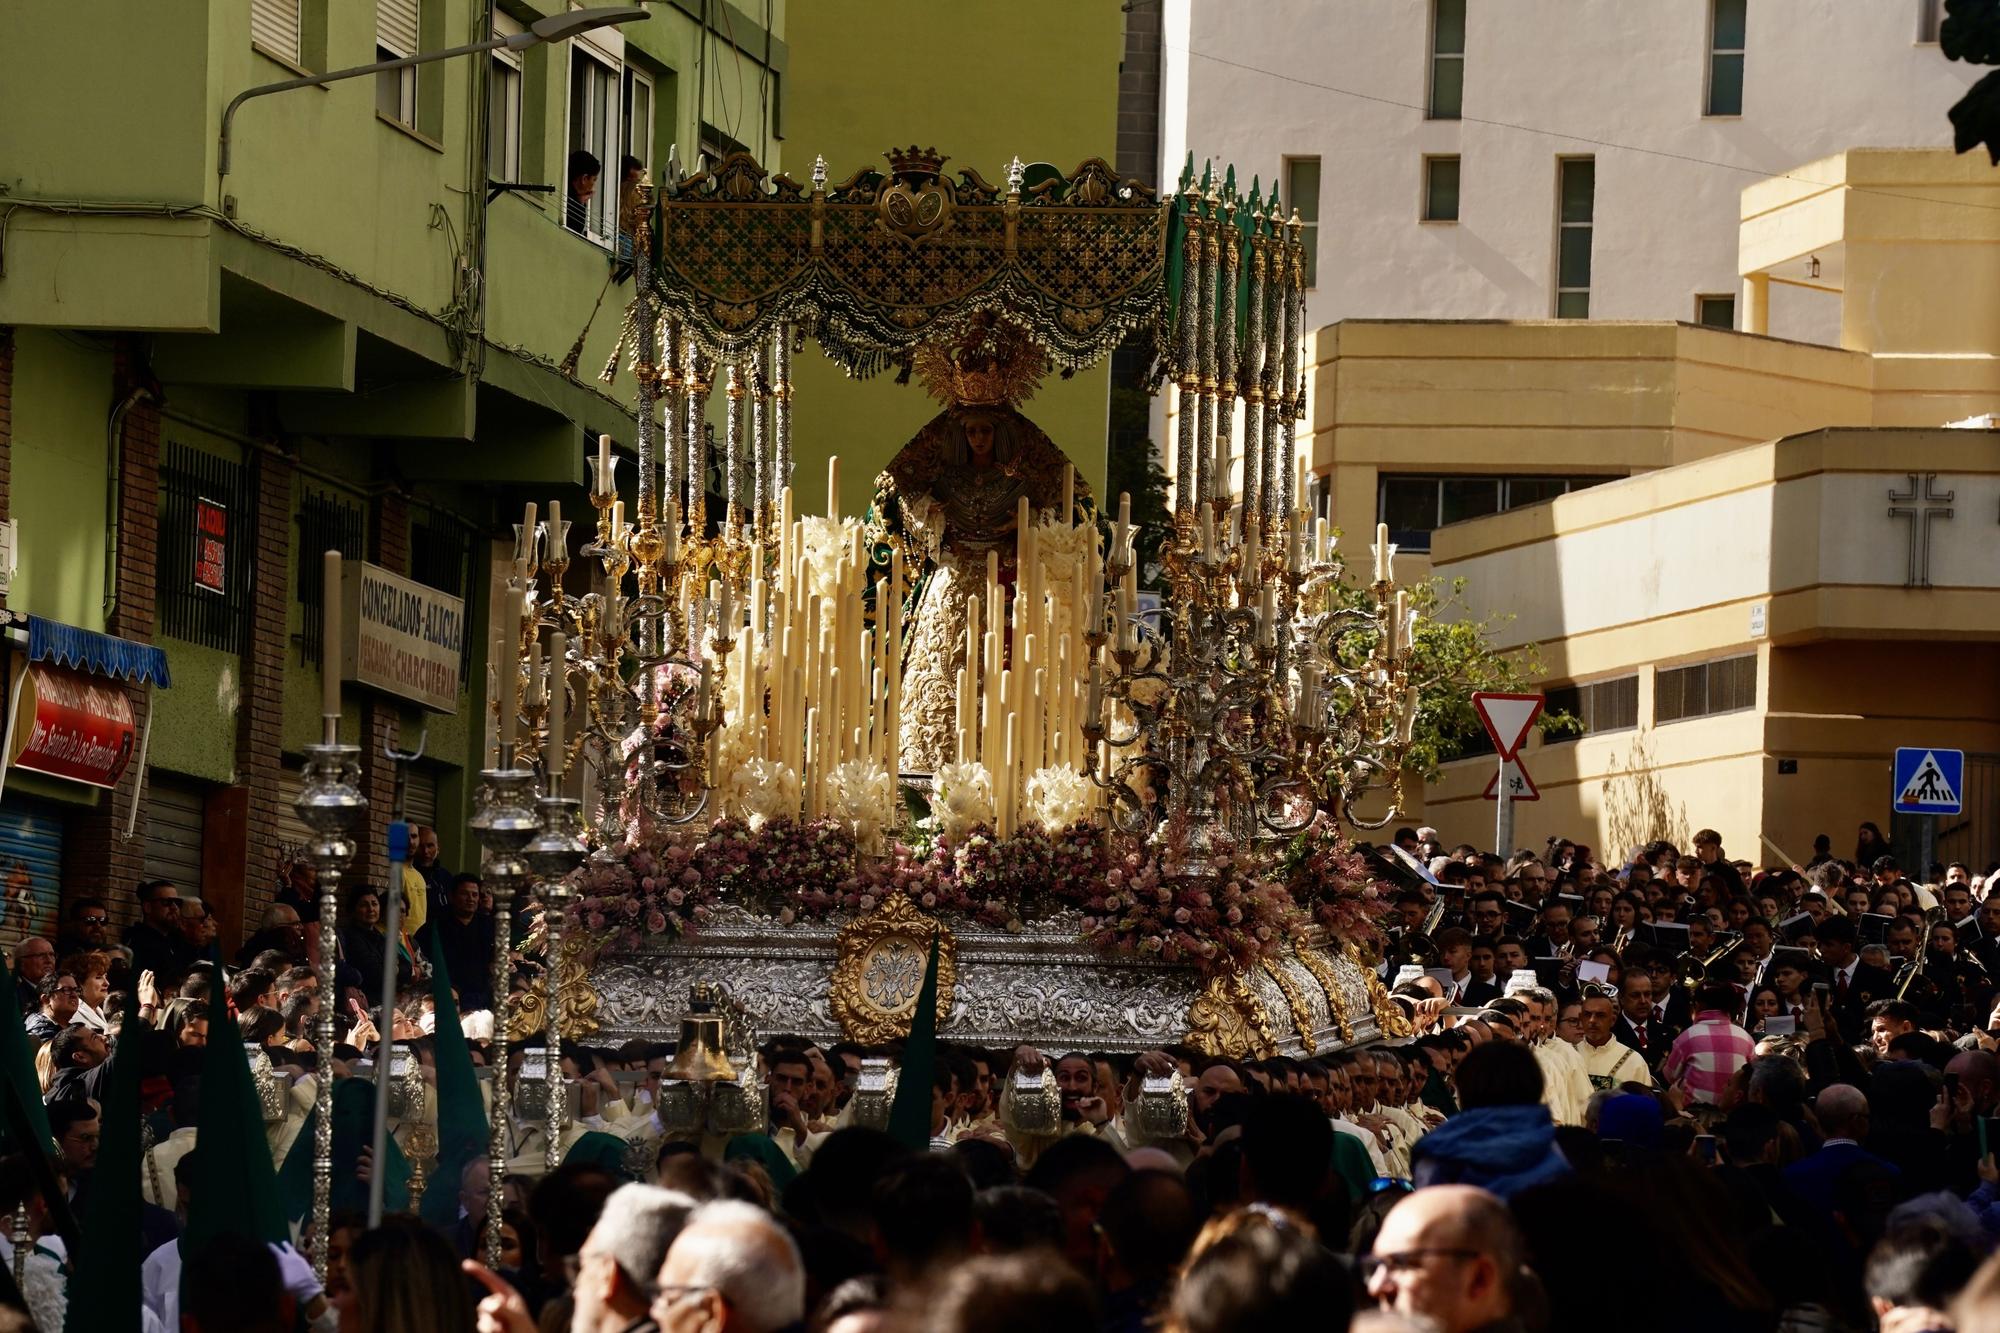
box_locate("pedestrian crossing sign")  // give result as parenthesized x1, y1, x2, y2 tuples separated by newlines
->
(1893, 747, 1964, 816)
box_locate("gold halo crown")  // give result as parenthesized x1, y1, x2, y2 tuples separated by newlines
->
(913, 315, 1049, 409)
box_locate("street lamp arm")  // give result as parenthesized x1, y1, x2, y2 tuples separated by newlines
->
(220, 36, 513, 180)
(216, 5, 648, 186)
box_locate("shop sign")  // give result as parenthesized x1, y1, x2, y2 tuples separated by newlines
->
(343, 562, 464, 713)
(194, 498, 228, 595)
(6, 661, 137, 790)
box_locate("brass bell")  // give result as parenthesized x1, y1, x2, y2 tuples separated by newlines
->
(665, 984, 738, 1083)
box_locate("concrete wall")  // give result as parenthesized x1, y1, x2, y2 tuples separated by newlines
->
(1426, 427, 2000, 861)
(1163, 0, 1980, 336)
(7, 331, 113, 632)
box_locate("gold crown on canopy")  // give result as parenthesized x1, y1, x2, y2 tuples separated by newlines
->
(914, 314, 1049, 409)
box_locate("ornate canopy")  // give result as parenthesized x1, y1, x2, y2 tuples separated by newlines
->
(648, 147, 1167, 377)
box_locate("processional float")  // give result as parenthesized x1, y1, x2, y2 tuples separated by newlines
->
(294, 145, 1424, 1273)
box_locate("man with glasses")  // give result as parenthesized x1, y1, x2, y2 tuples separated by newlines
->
(57, 898, 113, 958)
(1466, 892, 1508, 942)
(24, 972, 79, 1046)
(1364, 1183, 1529, 1333)
(651, 1199, 805, 1333)
(10, 937, 55, 1015)
(125, 880, 193, 990)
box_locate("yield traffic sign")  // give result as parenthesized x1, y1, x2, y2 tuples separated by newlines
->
(1482, 756, 1540, 802)
(1473, 692, 1544, 760)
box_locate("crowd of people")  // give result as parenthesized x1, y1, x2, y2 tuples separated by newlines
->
(7, 819, 2000, 1333)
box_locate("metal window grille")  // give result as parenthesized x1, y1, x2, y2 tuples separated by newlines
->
(296, 487, 366, 668)
(158, 441, 255, 652)
(410, 509, 474, 684)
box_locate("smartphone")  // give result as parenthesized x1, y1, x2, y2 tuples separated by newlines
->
(1694, 1134, 1719, 1166)
(1812, 981, 1831, 996)
(1947, 1072, 1962, 1102)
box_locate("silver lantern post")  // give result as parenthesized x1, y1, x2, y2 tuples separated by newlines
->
(524, 793, 587, 1170)
(294, 718, 366, 1279)
(468, 744, 538, 1271)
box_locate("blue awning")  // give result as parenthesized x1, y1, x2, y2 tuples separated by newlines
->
(26, 616, 171, 688)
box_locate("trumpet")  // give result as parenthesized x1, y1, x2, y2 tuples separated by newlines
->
(1394, 895, 1450, 967)
(1677, 935, 1745, 991)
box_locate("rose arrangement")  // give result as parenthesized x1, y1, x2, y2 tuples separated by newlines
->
(1282, 818, 1389, 948)
(566, 813, 1353, 977)
(1068, 838, 1303, 974)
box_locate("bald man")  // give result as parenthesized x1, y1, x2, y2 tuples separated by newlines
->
(1783, 1082, 1900, 1215)
(1946, 1049, 2000, 1125)
(651, 1200, 805, 1333)
(1364, 1184, 1526, 1333)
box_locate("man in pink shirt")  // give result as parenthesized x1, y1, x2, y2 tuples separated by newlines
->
(1662, 981, 1756, 1105)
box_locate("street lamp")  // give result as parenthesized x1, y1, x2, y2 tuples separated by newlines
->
(217, 5, 649, 187)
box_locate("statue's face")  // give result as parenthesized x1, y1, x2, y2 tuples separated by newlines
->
(964, 417, 996, 463)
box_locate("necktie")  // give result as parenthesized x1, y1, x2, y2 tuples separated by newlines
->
(1636, 1023, 1647, 1047)
(1836, 971, 1849, 1003)
(1794, 1006, 1805, 1023)
(1654, 1006, 1667, 1023)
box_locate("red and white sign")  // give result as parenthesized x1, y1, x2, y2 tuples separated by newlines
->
(1482, 757, 1540, 802)
(194, 497, 228, 595)
(7, 662, 137, 790)
(1472, 691, 1544, 760)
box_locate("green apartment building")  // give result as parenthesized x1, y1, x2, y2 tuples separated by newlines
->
(0, 0, 1129, 951)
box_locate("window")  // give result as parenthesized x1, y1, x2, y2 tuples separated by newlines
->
(1707, 0, 1745, 116)
(1542, 676, 1639, 742)
(296, 489, 366, 668)
(1423, 155, 1461, 222)
(158, 442, 254, 653)
(1556, 157, 1594, 319)
(1917, 0, 1942, 41)
(411, 511, 474, 685)
(1696, 294, 1735, 329)
(1655, 653, 1758, 724)
(376, 0, 420, 127)
(1429, 0, 1466, 119)
(252, 0, 302, 65)
(622, 66, 654, 180)
(489, 11, 524, 181)
(1284, 156, 1321, 287)
(568, 45, 622, 241)
(1377, 474, 1615, 551)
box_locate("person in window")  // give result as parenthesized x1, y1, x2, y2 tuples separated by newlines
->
(612, 153, 646, 279)
(566, 149, 602, 233)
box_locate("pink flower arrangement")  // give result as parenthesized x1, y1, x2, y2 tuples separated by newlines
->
(1281, 818, 1389, 948)
(564, 814, 1312, 978)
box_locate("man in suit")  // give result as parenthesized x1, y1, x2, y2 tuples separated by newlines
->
(1782, 1082, 1898, 1216)
(1612, 971, 1674, 1067)
(1818, 916, 1894, 1041)
(1462, 941, 1502, 1006)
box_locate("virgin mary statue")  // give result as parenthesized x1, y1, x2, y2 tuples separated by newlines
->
(867, 318, 1092, 774)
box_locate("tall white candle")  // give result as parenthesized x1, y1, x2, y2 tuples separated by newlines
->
(526, 637, 545, 706)
(596, 433, 613, 493)
(499, 587, 522, 750)
(322, 550, 342, 719)
(546, 632, 566, 777)
(827, 455, 841, 520)
(1374, 523, 1390, 583)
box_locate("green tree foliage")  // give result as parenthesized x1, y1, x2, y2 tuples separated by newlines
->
(1323, 574, 1578, 778)
(1943, 0, 2000, 163)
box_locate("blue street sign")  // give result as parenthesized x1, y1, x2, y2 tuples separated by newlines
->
(1892, 747, 1964, 816)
